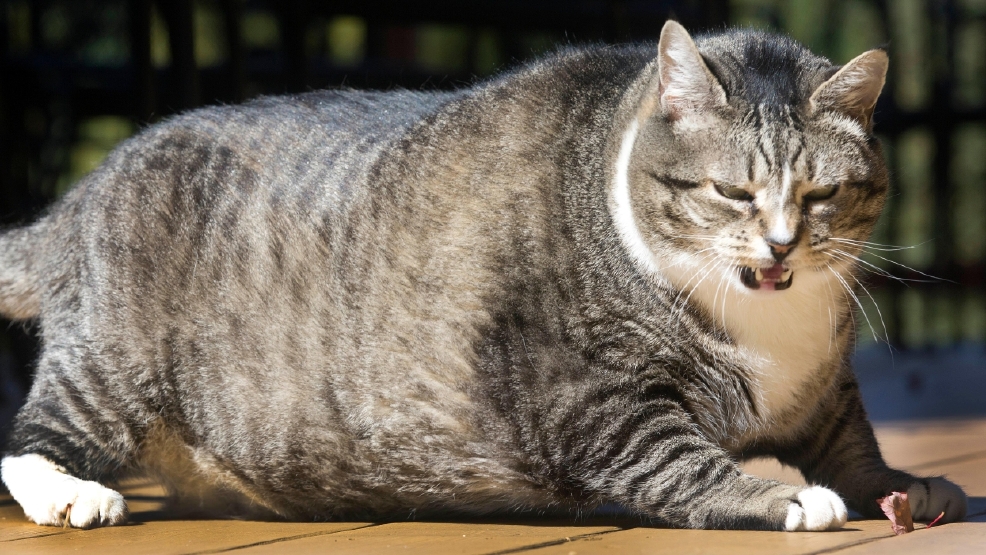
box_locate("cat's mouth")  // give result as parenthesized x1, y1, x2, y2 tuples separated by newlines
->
(739, 264, 793, 291)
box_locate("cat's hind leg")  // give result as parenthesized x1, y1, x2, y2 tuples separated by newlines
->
(2, 355, 136, 528)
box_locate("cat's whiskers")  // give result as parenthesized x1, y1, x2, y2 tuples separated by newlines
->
(670, 257, 728, 332)
(825, 265, 859, 343)
(710, 262, 731, 339)
(829, 237, 919, 252)
(666, 253, 722, 326)
(660, 247, 719, 271)
(709, 259, 732, 394)
(842, 267, 894, 357)
(825, 249, 937, 285)
(670, 234, 721, 242)
(827, 266, 880, 343)
(826, 249, 906, 283)
(820, 267, 841, 356)
(823, 250, 900, 289)
(826, 304, 834, 355)
(718, 264, 734, 345)
(824, 255, 894, 356)
(825, 244, 948, 283)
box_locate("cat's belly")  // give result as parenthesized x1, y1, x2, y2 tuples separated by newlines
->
(136, 415, 560, 518)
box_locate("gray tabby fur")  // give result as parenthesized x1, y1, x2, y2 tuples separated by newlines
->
(0, 22, 967, 529)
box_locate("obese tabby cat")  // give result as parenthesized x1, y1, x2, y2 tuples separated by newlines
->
(0, 21, 967, 530)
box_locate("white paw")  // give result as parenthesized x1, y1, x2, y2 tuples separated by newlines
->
(907, 477, 967, 523)
(784, 486, 848, 531)
(1, 454, 128, 528)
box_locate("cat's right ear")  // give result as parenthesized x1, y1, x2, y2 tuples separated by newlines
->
(656, 21, 729, 121)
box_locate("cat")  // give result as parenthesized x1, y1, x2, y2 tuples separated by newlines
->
(0, 21, 967, 531)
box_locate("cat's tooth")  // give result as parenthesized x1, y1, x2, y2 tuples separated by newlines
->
(781, 269, 792, 282)
(754, 267, 763, 282)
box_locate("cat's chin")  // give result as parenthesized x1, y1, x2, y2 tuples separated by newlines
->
(739, 264, 793, 291)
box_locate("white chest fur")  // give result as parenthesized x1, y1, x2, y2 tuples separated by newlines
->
(610, 119, 844, 422)
(663, 266, 843, 421)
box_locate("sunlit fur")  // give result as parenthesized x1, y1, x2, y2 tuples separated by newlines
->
(0, 23, 967, 530)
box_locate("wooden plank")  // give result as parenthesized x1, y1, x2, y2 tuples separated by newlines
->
(235, 521, 622, 555)
(834, 522, 986, 555)
(875, 420, 986, 497)
(0, 496, 77, 543)
(2, 520, 373, 555)
(875, 419, 986, 470)
(2, 482, 371, 554)
(529, 520, 896, 555)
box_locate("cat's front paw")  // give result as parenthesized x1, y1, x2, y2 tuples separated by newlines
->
(25, 476, 127, 528)
(1, 454, 128, 528)
(907, 477, 967, 523)
(784, 486, 848, 531)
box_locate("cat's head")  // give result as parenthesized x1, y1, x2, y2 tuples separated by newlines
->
(616, 21, 888, 296)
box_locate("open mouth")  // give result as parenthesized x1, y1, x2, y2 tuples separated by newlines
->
(739, 264, 793, 291)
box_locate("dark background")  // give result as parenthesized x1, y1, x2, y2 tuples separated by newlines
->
(1, 0, 984, 431)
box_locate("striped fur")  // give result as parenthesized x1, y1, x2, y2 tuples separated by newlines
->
(0, 22, 966, 529)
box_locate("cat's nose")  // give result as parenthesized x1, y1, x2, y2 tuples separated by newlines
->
(766, 239, 795, 262)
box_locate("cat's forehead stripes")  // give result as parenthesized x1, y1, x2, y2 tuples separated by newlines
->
(741, 115, 810, 191)
(744, 113, 875, 196)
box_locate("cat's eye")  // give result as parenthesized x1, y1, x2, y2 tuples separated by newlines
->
(803, 185, 839, 202)
(714, 184, 754, 201)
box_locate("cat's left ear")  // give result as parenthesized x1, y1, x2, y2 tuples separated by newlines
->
(656, 20, 729, 121)
(808, 49, 889, 132)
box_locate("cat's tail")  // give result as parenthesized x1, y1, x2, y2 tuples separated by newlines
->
(0, 222, 45, 320)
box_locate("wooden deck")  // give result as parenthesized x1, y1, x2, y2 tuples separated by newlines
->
(2, 418, 984, 554)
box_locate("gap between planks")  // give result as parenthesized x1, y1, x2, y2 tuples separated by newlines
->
(186, 523, 382, 554)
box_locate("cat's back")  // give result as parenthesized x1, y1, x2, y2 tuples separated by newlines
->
(119, 88, 456, 207)
(56, 89, 451, 261)
(35, 88, 459, 340)
(65, 44, 650, 230)
(187, 88, 455, 164)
